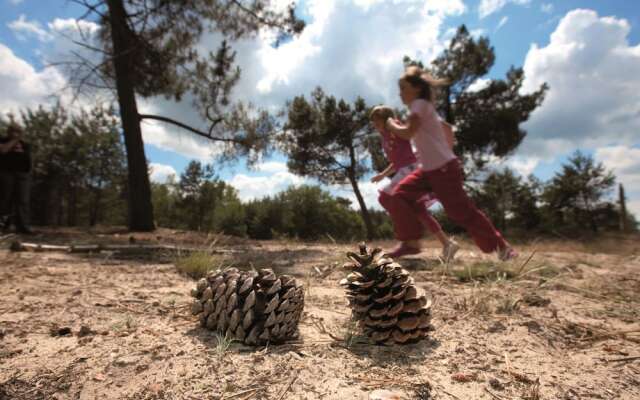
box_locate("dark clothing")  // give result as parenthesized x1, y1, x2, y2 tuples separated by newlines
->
(0, 171, 31, 230)
(1, 137, 32, 231)
(0, 138, 32, 173)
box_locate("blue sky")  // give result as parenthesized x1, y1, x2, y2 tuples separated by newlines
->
(1, 0, 639, 215)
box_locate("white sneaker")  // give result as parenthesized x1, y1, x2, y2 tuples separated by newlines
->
(441, 240, 460, 263)
(497, 246, 518, 262)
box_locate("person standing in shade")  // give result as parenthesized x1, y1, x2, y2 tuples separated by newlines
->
(0, 124, 34, 235)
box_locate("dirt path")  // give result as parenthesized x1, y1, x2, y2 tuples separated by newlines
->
(1, 229, 639, 399)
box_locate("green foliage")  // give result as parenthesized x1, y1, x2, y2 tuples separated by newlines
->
(404, 25, 548, 172)
(281, 87, 376, 239)
(472, 168, 542, 233)
(542, 151, 616, 233)
(246, 185, 366, 241)
(2, 104, 127, 227)
(151, 160, 246, 236)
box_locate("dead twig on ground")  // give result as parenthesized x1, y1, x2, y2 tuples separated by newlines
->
(605, 355, 640, 363)
(484, 387, 507, 400)
(276, 375, 298, 400)
(222, 387, 259, 399)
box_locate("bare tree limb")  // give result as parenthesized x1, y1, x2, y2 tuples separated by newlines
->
(138, 113, 243, 144)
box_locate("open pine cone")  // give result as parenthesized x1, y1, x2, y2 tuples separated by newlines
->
(190, 268, 304, 345)
(339, 243, 433, 344)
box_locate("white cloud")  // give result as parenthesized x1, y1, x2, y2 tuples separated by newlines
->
(541, 3, 554, 14)
(594, 146, 640, 218)
(466, 77, 491, 92)
(232, 0, 466, 111)
(8, 0, 25, 4)
(255, 161, 288, 173)
(478, 0, 531, 19)
(470, 28, 487, 38)
(496, 16, 509, 31)
(229, 171, 309, 202)
(149, 163, 177, 183)
(519, 9, 640, 159)
(628, 200, 640, 220)
(595, 146, 640, 189)
(0, 43, 68, 114)
(8, 15, 53, 42)
(139, 116, 223, 162)
(331, 180, 384, 211)
(505, 156, 540, 177)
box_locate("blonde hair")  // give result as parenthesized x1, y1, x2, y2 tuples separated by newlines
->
(400, 65, 449, 102)
(369, 105, 395, 122)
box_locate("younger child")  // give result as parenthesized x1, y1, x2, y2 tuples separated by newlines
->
(384, 66, 517, 261)
(369, 106, 459, 261)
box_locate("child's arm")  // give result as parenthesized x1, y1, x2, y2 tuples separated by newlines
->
(371, 163, 396, 183)
(440, 120, 457, 150)
(385, 114, 419, 140)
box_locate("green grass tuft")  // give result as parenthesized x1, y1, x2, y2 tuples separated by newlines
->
(175, 251, 224, 279)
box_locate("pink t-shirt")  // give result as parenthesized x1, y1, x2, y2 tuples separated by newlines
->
(381, 129, 417, 169)
(410, 99, 456, 171)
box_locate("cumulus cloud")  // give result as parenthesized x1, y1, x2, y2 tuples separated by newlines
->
(229, 0, 466, 111)
(8, 14, 52, 42)
(149, 163, 178, 183)
(594, 146, 640, 217)
(229, 170, 309, 202)
(519, 9, 640, 159)
(478, 0, 531, 19)
(595, 146, 640, 188)
(0, 43, 68, 114)
(504, 156, 540, 177)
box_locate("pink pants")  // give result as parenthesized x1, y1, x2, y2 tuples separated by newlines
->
(389, 159, 506, 253)
(378, 164, 442, 238)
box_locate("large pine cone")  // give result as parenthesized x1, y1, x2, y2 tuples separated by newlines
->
(339, 244, 432, 344)
(190, 268, 304, 345)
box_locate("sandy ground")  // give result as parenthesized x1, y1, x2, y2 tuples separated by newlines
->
(1, 228, 639, 400)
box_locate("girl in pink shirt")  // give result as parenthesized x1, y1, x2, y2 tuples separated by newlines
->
(384, 66, 517, 261)
(369, 106, 459, 261)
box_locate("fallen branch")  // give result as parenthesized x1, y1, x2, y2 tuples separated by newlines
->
(605, 356, 640, 363)
(9, 241, 237, 255)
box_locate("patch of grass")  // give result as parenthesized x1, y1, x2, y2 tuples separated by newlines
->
(452, 261, 516, 283)
(521, 379, 541, 400)
(452, 259, 561, 283)
(175, 251, 225, 279)
(213, 332, 236, 358)
(452, 284, 493, 315)
(111, 314, 137, 332)
(342, 316, 368, 349)
(496, 294, 521, 314)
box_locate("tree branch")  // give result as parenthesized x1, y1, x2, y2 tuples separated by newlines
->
(229, 0, 286, 30)
(138, 114, 241, 144)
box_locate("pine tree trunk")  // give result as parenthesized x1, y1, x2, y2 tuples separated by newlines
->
(619, 184, 628, 232)
(347, 169, 374, 240)
(107, 0, 155, 231)
(89, 189, 102, 227)
(346, 143, 374, 240)
(67, 185, 77, 226)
